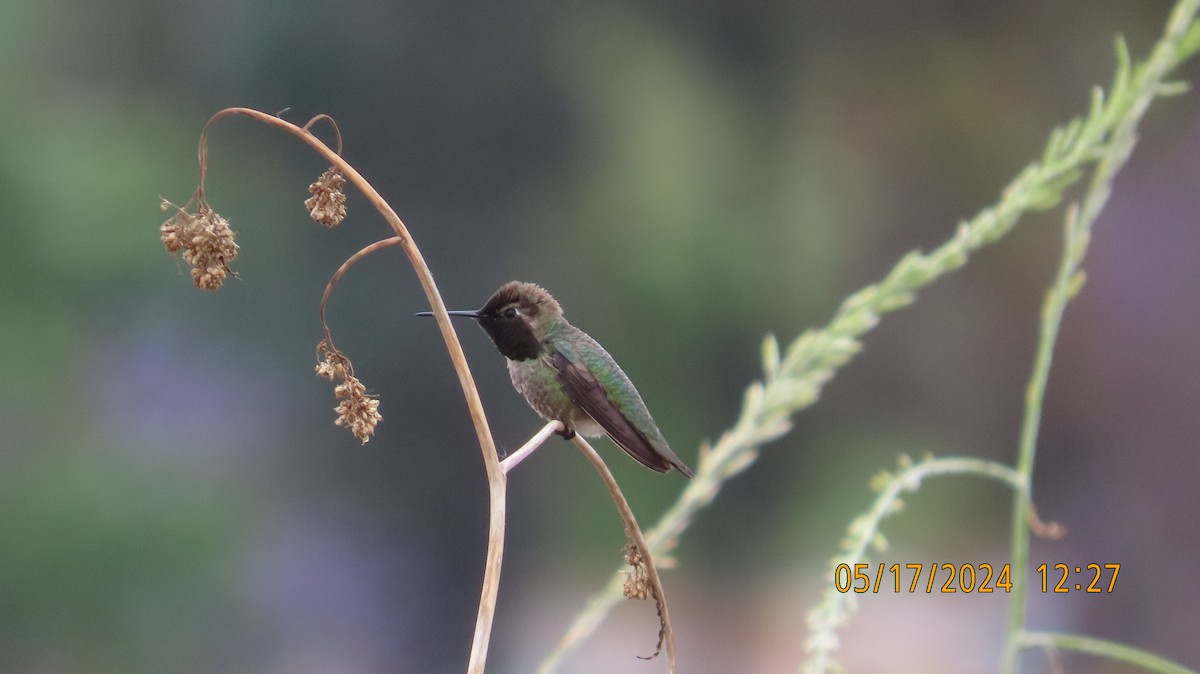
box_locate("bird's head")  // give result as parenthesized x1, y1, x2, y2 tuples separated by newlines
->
(418, 281, 563, 361)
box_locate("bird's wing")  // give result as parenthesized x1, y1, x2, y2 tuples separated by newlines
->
(551, 349, 674, 474)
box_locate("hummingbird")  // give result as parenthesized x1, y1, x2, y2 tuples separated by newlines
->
(418, 281, 694, 478)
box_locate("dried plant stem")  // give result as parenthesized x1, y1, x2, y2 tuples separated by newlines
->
(318, 236, 406, 346)
(197, 108, 507, 674)
(501, 421, 564, 474)
(569, 435, 678, 673)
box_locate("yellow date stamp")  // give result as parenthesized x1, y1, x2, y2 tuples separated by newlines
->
(832, 562, 1122, 594)
(834, 562, 1013, 593)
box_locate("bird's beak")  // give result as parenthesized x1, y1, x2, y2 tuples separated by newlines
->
(415, 309, 481, 319)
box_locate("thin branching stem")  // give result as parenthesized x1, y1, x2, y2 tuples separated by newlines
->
(1001, 2, 1200, 671)
(802, 456, 1029, 674)
(540, 2, 1200, 670)
(1018, 631, 1200, 674)
(570, 435, 678, 673)
(301, 113, 344, 154)
(501, 420, 563, 474)
(194, 108, 507, 674)
(318, 236, 406, 348)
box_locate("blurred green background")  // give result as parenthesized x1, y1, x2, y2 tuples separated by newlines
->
(2, 1, 1198, 672)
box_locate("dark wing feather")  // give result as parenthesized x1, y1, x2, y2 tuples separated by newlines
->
(552, 351, 673, 473)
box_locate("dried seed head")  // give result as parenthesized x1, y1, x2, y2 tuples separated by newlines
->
(334, 384, 382, 442)
(316, 340, 382, 443)
(160, 199, 239, 291)
(159, 199, 193, 254)
(622, 542, 652, 600)
(305, 167, 347, 227)
(315, 359, 339, 381)
(185, 210, 238, 290)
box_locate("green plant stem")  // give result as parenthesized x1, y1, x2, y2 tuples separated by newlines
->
(803, 456, 1026, 674)
(1018, 631, 1200, 674)
(540, 3, 1200, 670)
(1001, 3, 1200, 671)
(1000, 189, 1085, 674)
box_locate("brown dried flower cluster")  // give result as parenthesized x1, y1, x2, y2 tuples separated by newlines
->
(160, 199, 239, 290)
(622, 541, 652, 600)
(305, 167, 347, 227)
(315, 340, 382, 443)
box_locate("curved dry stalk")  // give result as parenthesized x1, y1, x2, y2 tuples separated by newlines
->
(302, 113, 344, 155)
(569, 435, 678, 673)
(194, 108, 507, 674)
(501, 421, 564, 474)
(318, 236, 406, 347)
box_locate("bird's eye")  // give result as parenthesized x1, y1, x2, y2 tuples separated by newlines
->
(503, 307, 518, 319)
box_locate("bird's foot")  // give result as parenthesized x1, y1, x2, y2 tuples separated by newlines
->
(556, 427, 576, 440)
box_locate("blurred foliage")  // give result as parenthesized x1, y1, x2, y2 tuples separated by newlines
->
(1, 0, 1198, 672)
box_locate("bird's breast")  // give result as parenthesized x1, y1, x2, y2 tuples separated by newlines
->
(507, 357, 604, 436)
